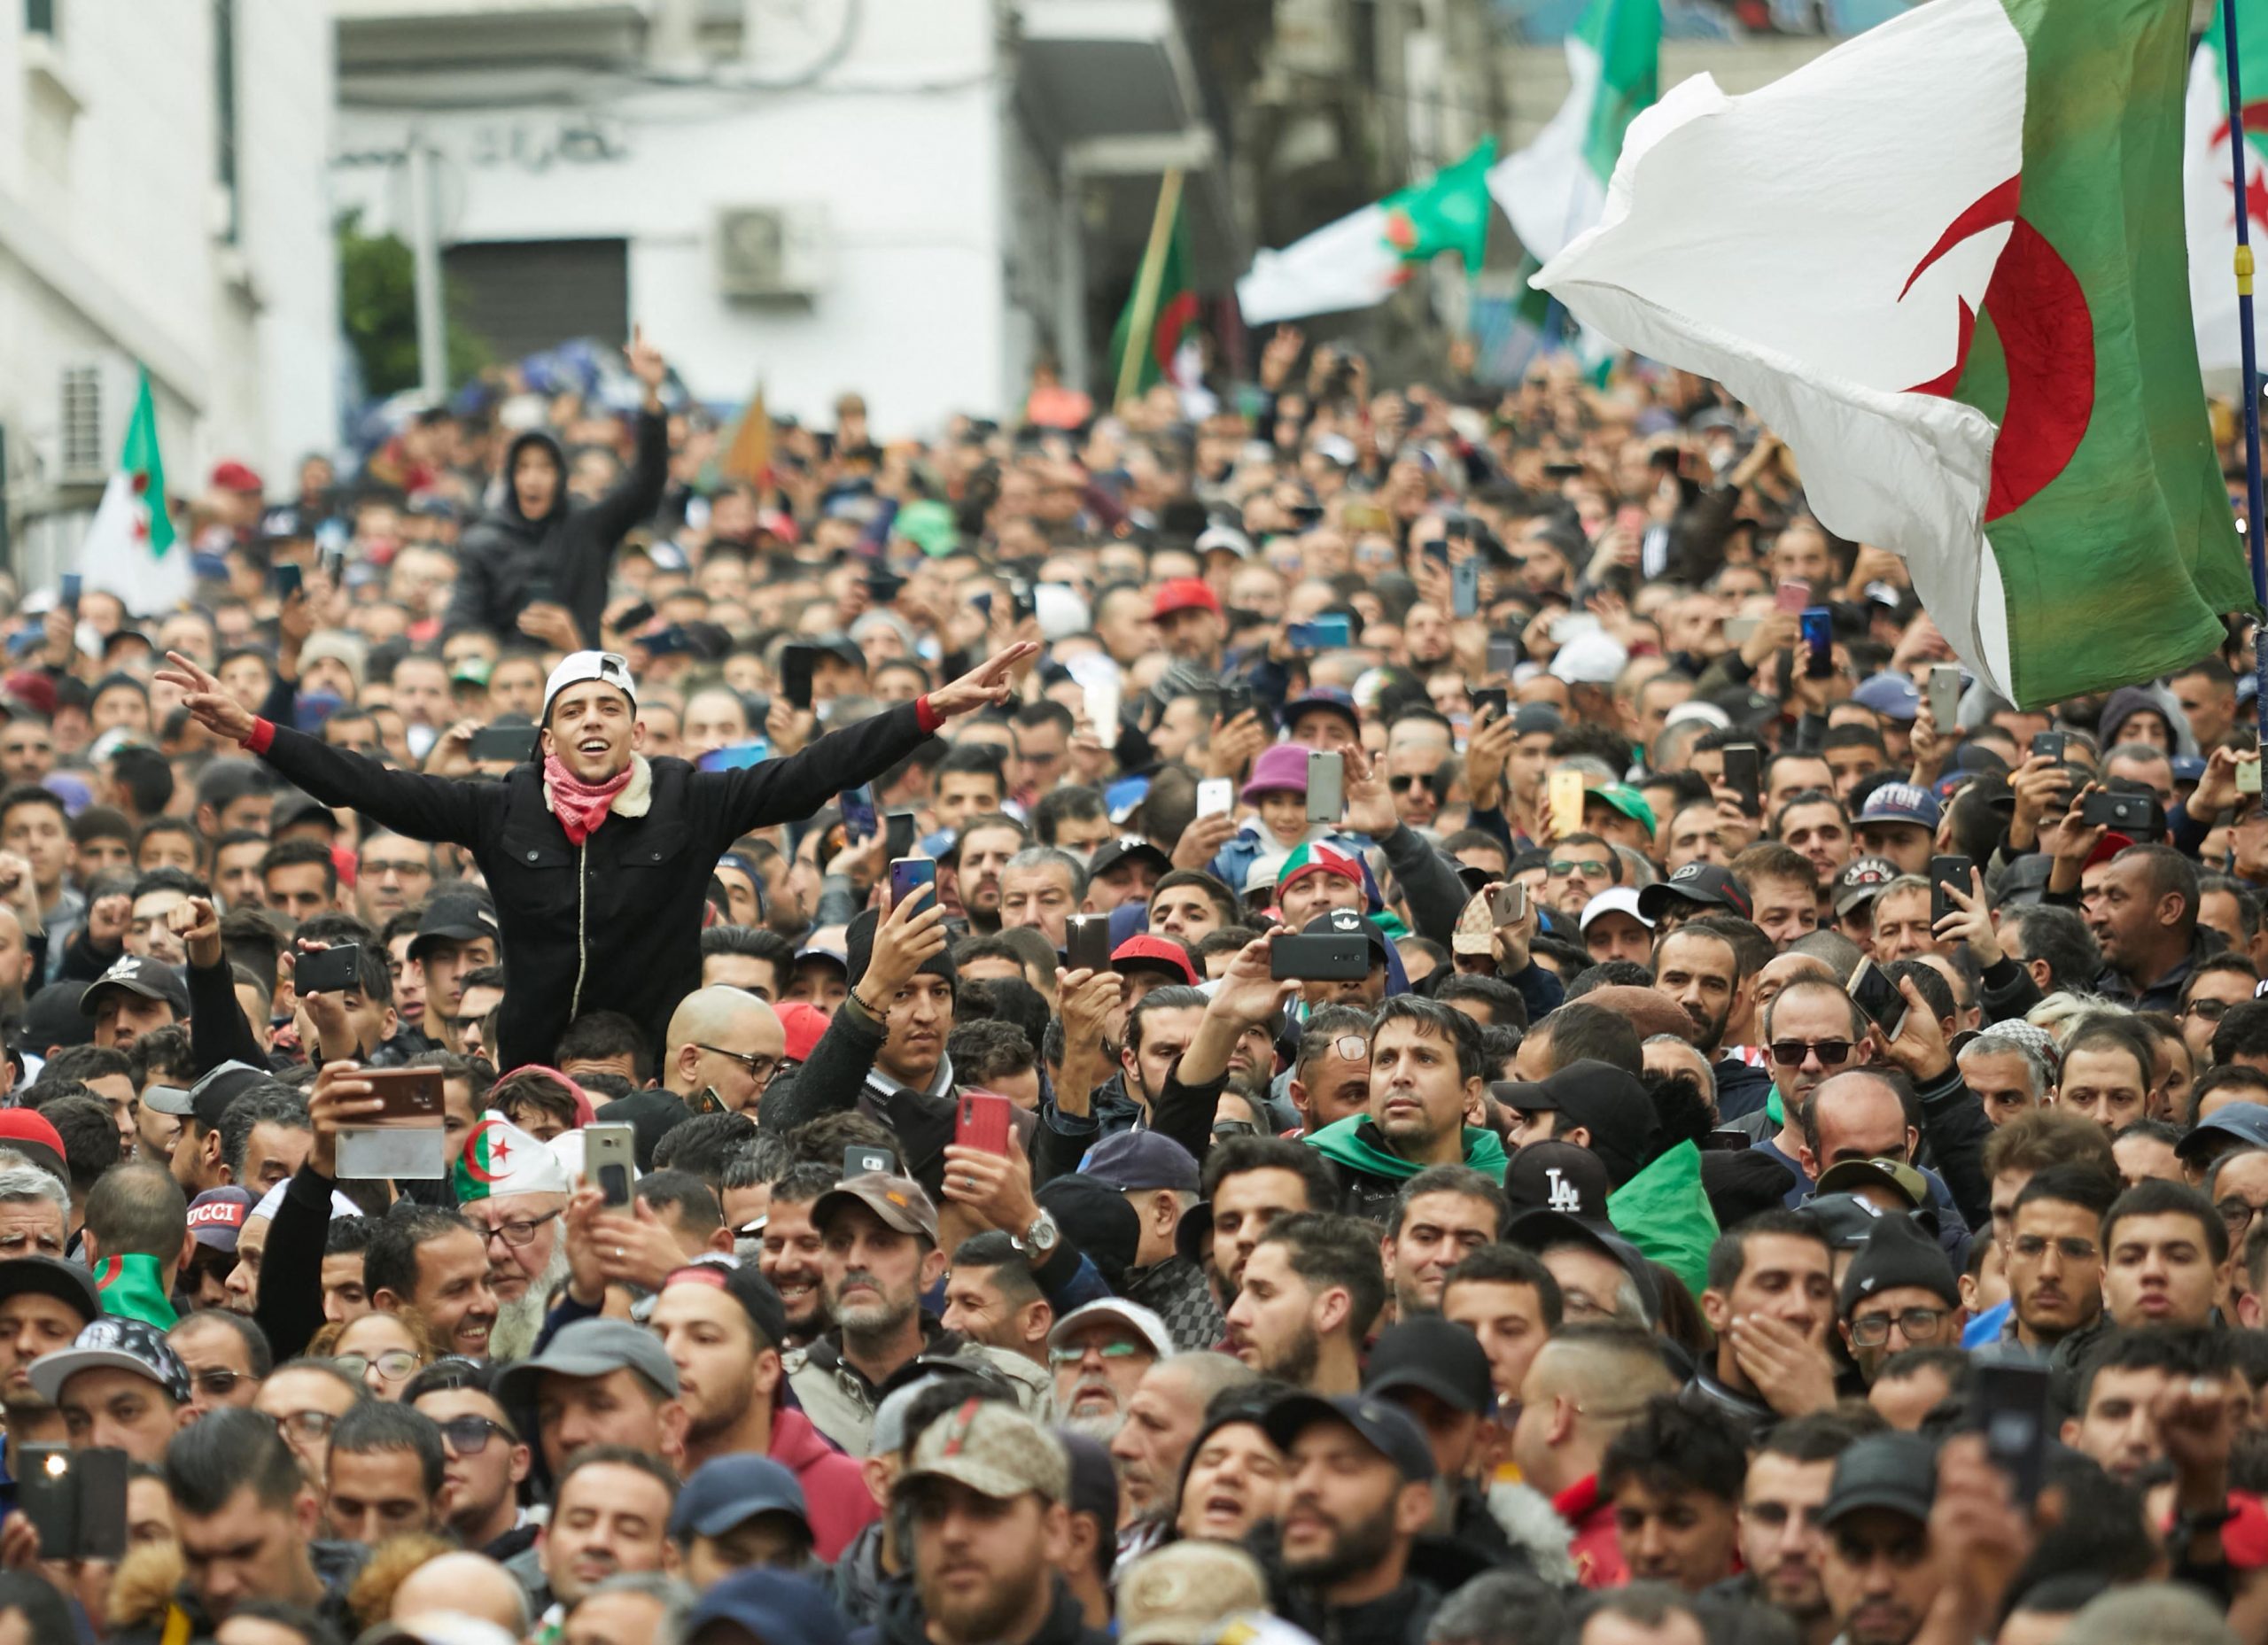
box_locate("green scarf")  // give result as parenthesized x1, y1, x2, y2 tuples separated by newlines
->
(1605, 1140, 1720, 1300)
(94, 1253, 178, 1331)
(1305, 1114, 1510, 1181)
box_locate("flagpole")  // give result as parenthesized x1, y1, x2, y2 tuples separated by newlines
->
(2225, 0, 2268, 743)
(1115, 169, 1185, 408)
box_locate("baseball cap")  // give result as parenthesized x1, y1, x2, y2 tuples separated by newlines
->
(1503, 1140, 1614, 1221)
(540, 649, 638, 724)
(1488, 1059, 1659, 1188)
(1637, 861, 1752, 922)
(1503, 1208, 1662, 1323)
(155, 1060, 274, 1133)
(211, 460, 264, 495)
(774, 1000, 830, 1065)
(664, 1258, 790, 1350)
(1090, 837, 1172, 881)
(1821, 1432, 1938, 1527)
(1832, 857, 1900, 918)
(78, 955, 189, 1020)
(813, 1174, 940, 1245)
(1452, 891, 1499, 957)
(409, 894, 500, 959)
(1852, 673, 1922, 722)
(1153, 579, 1222, 621)
(0, 1110, 68, 1183)
(669, 1454, 811, 1541)
(492, 1317, 679, 1411)
(1111, 935, 1197, 987)
(1588, 783, 1658, 835)
(1512, 703, 1565, 738)
(1261, 1392, 1437, 1482)
(1579, 887, 1655, 935)
(1278, 841, 1367, 896)
(1197, 524, 1254, 561)
(1306, 906, 1390, 960)
(898, 1395, 1069, 1503)
(1363, 1318, 1495, 1416)
(185, 1187, 255, 1253)
(0, 1257, 100, 1327)
(1117, 1543, 1270, 1645)
(19, 981, 94, 1056)
(29, 1316, 191, 1406)
(1080, 1130, 1200, 1193)
(679, 1570, 848, 1645)
(1049, 1298, 1174, 1360)
(1283, 689, 1361, 734)
(1550, 630, 1630, 687)
(1804, 1191, 1892, 1251)
(1855, 781, 1942, 830)
(2176, 1101, 2268, 1164)
(1814, 1157, 1932, 1212)
(2083, 830, 2137, 872)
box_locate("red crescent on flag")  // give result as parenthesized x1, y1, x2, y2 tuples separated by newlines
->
(1898, 179, 2093, 523)
(462, 1118, 509, 1183)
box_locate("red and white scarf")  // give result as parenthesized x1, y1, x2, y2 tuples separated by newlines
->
(542, 751, 646, 845)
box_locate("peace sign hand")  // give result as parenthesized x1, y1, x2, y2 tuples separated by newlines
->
(929, 644, 1040, 720)
(155, 651, 255, 744)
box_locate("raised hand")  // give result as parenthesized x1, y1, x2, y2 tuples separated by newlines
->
(167, 896, 221, 969)
(928, 644, 1040, 720)
(624, 323, 667, 403)
(155, 651, 255, 744)
(860, 880, 948, 1007)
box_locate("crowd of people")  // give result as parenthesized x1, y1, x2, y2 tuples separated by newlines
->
(0, 319, 2253, 1645)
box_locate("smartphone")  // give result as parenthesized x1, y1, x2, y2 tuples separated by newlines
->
(889, 857, 937, 907)
(272, 561, 304, 600)
(19, 1445, 126, 1563)
(956, 1090, 1015, 1156)
(1972, 1363, 2052, 1503)
(2241, 759, 2264, 796)
(1270, 935, 1371, 981)
(884, 810, 919, 860)
(58, 572, 81, 615)
(1486, 638, 1518, 678)
(2031, 731, 2068, 762)
(1311, 614, 1354, 649)
(1724, 616, 1760, 645)
(1927, 664, 1961, 728)
(612, 599, 656, 632)
(697, 741, 771, 772)
(844, 1144, 895, 1179)
(1801, 607, 1835, 679)
(689, 1086, 726, 1116)
(1472, 687, 1508, 723)
(1775, 581, 1811, 615)
(1550, 769, 1587, 839)
(1723, 744, 1762, 815)
(1218, 684, 1254, 724)
(1491, 882, 1528, 926)
(1306, 752, 1345, 823)
(1930, 855, 1975, 925)
(1847, 958, 1908, 1041)
(338, 1067, 446, 1181)
(583, 1122, 637, 1208)
(2080, 790, 2153, 831)
(1065, 912, 1112, 973)
(780, 645, 819, 711)
(293, 943, 362, 995)
(468, 726, 539, 764)
(526, 576, 556, 607)
(1197, 779, 1233, 819)
(1424, 536, 1454, 563)
(1452, 556, 1481, 619)
(839, 786, 878, 842)
(319, 544, 347, 585)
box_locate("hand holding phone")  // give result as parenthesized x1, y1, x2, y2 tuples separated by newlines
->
(583, 1122, 636, 1208)
(889, 857, 937, 908)
(1305, 753, 1345, 823)
(1197, 779, 1233, 819)
(1065, 913, 1112, 973)
(955, 1091, 1014, 1156)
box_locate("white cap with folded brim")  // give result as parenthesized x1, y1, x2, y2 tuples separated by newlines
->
(252, 1180, 365, 1223)
(541, 650, 638, 725)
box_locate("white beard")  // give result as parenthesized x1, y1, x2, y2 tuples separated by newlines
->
(487, 1241, 571, 1363)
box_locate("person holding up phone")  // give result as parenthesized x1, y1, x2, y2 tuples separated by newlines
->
(159, 640, 1037, 1071)
(2043, 785, 2213, 1013)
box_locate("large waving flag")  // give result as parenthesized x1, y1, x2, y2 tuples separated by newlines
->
(1537, 0, 2252, 709)
(2186, 0, 2268, 380)
(79, 368, 189, 615)
(1490, 0, 1659, 270)
(1237, 139, 1497, 325)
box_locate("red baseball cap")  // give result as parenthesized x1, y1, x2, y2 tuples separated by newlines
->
(2082, 831, 2134, 872)
(209, 460, 264, 495)
(1152, 578, 1221, 620)
(1111, 935, 1198, 987)
(775, 1001, 830, 1064)
(0, 1109, 68, 1182)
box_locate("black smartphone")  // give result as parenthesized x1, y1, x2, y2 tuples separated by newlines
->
(844, 1144, 895, 1179)
(2080, 790, 2153, 832)
(525, 576, 556, 607)
(1847, 958, 1908, 1041)
(294, 943, 362, 995)
(272, 561, 304, 601)
(889, 857, 936, 907)
(839, 786, 878, 842)
(1472, 687, 1508, 723)
(2031, 731, 2067, 762)
(1486, 637, 1519, 679)
(612, 600, 656, 632)
(1972, 1362, 2052, 1503)
(884, 811, 919, 862)
(19, 1445, 126, 1563)
(469, 726, 539, 764)
(319, 544, 346, 586)
(58, 573, 81, 616)
(1930, 855, 1974, 925)
(1723, 743, 1762, 815)
(1270, 935, 1370, 982)
(1800, 607, 1835, 679)
(1065, 913, 1112, 973)
(781, 645, 819, 711)
(1218, 684, 1254, 724)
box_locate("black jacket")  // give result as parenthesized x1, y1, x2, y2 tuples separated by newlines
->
(446, 416, 668, 649)
(856, 1572, 1106, 1645)
(252, 705, 934, 1067)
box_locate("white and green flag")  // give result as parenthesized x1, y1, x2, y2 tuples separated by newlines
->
(80, 367, 188, 614)
(1490, 0, 1660, 269)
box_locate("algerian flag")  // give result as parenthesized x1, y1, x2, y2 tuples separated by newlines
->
(1536, 0, 2253, 709)
(1108, 186, 1199, 400)
(454, 1111, 568, 1204)
(2185, 0, 2268, 380)
(1237, 139, 1498, 325)
(79, 367, 189, 615)
(1489, 0, 1659, 272)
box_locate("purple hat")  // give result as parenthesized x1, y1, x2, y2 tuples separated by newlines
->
(1242, 743, 1310, 802)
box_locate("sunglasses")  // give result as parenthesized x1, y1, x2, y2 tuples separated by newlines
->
(436, 1414, 515, 1455)
(1768, 1039, 1856, 1067)
(1387, 775, 1435, 796)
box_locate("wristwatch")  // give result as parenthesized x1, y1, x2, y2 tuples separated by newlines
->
(1013, 1209, 1060, 1261)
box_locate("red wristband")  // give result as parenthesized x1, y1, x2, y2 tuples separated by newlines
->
(241, 718, 276, 755)
(914, 695, 944, 734)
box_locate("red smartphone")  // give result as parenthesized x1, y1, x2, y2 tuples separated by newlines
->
(956, 1090, 1014, 1156)
(1775, 581, 1811, 614)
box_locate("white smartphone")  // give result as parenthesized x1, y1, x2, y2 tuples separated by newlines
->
(1197, 779, 1233, 819)
(1306, 752, 1345, 823)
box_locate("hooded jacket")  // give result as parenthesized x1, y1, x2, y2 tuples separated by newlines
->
(770, 1402, 882, 1561)
(447, 415, 669, 649)
(245, 701, 935, 1067)
(1304, 1115, 1511, 1222)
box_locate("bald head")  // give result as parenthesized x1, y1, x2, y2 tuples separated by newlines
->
(664, 985, 788, 1114)
(389, 1551, 531, 1634)
(1800, 1070, 1912, 1172)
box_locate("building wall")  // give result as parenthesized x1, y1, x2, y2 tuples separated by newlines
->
(333, 0, 1025, 433)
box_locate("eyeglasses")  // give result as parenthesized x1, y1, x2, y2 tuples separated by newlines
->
(274, 1410, 338, 1444)
(1768, 1039, 1856, 1067)
(1387, 775, 1434, 796)
(1847, 1307, 1949, 1347)
(436, 1414, 514, 1455)
(1047, 1340, 1148, 1366)
(1549, 859, 1613, 880)
(2218, 1198, 2268, 1233)
(696, 1044, 782, 1085)
(335, 1350, 423, 1383)
(2185, 998, 2240, 1022)
(478, 1208, 562, 1248)
(190, 1368, 251, 1398)
(2010, 1234, 2100, 1262)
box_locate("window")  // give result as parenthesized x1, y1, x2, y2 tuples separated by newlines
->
(25, 0, 55, 37)
(213, 0, 237, 242)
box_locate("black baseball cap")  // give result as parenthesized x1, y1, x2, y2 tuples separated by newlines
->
(1262, 1392, 1437, 1482)
(1503, 1140, 1614, 1221)
(1637, 862, 1752, 922)
(1306, 906, 1390, 959)
(1089, 837, 1171, 880)
(1490, 1060, 1659, 1188)
(78, 956, 190, 1020)
(408, 893, 500, 959)
(664, 1258, 789, 1350)
(1363, 1318, 1495, 1416)
(0, 1257, 100, 1326)
(146, 1059, 272, 1131)
(1821, 1432, 1938, 1527)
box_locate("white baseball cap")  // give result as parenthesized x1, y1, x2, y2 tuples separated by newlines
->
(1549, 631, 1630, 687)
(541, 650, 638, 724)
(1579, 886, 1655, 934)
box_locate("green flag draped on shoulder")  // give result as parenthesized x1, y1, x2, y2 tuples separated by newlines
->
(1535, 0, 2253, 707)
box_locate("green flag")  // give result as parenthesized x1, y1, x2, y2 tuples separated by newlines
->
(1107, 189, 1198, 400)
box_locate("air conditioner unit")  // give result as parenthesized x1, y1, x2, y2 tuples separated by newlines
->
(713, 205, 828, 299)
